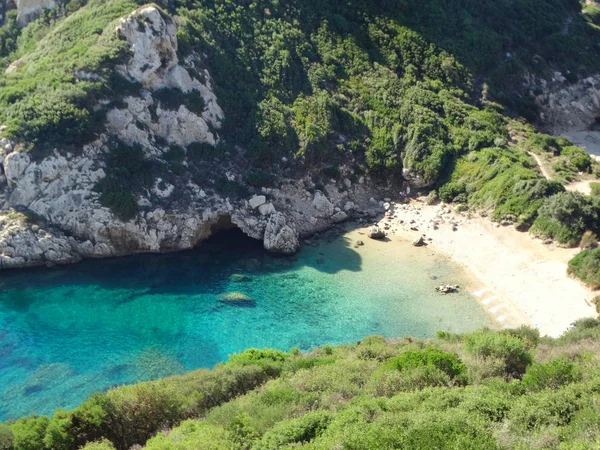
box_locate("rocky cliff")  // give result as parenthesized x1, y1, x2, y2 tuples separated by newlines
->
(0, 5, 384, 269)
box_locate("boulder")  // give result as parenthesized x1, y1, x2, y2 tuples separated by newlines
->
(368, 227, 385, 240)
(331, 211, 348, 223)
(312, 191, 334, 215)
(229, 274, 252, 283)
(412, 235, 425, 247)
(258, 202, 276, 216)
(263, 212, 300, 254)
(249, 195, 266, 209)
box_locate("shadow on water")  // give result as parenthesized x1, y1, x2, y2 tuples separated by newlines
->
(0, 225, 363, 300)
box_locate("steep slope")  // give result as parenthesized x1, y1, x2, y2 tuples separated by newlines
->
(2, 322, 600, 449)
(0, 0, 599, 268)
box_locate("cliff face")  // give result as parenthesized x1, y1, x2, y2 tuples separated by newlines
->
(0, 6, 384, 270)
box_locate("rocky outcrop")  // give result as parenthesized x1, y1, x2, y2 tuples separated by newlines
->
(0, 5, 387, 270)
(263, 213, 299, 255)
(536, 74, 600, 134)
(8, 0, 56, 26)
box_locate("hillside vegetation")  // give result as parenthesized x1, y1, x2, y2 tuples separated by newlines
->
(1, 0, 600, 244)
(2, 322, 600, 449)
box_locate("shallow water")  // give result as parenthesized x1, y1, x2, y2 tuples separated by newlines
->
(0, 226, 492, 420)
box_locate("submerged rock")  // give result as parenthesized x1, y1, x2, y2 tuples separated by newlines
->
(229, 273, 252, 283)
(218, 292, 255, 306)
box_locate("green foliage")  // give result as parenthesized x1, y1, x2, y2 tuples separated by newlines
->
(522, 358, 582, 392)
(531, 192, 600, 246)
(464, 329, 532, 378)
(80, 439, 116, 450)
(253, 411, 331, 450)
(0, 423, 13, 450)
(94, 142, 157, 220)
(568, 247, 600, 289)
(384, 348, 466, 379)
(6, 328, 600, 449)
(0, 0, 138, 146)
(10, 416, 49, 450)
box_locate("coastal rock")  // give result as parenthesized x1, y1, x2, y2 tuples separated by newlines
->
(258, 203, 276, 216)
(218, 292, 255, 306)
(331, 211, 348, 223)
(312, 191, 334, 216)
(412, 235, 425, 247)
(368, 227, 385, 240)
(263, 213, 300, 255)
(249, 195, 266, 209)
(15, 0, 56, 26)
(116, 6, 178, 86)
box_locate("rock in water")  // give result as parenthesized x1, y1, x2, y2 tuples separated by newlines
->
(263, 213, 300, 254)
(412, 236, 425, 247)
(229, 274, 252, 283)
(368, 227, 385, 240)
(218, 292, 255, 306)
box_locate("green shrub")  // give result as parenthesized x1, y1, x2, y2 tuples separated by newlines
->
(464, 329, 532, 378)
(253, 411, 331, 450)
(145, 420, 239, 450)
(568, 248, 600, 289)
(0, 423, 13, 450)
(10, 416, 49, 450)
(531, 192, 600, 246)
(81, 439, 116, 450)
(522, 358, 581, 392)
(384, 348, 466, 379)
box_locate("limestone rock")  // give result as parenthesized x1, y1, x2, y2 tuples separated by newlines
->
(116, 6, 178, 86)
(15, 0, 56, 26)
(249, 195, 266, 209)
(258, 202, 276, 216)
(368, 227, 385, 240)
(331, 211, 348, 223)
(312, 191, 334, 215)
(263, 213, 299, 255)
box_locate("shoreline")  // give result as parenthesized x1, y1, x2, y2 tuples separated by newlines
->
(346, 198, 597, 338)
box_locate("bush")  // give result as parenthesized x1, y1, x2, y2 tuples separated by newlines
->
(10, 416, 49, 450)
(464, 330, 532, 378)
(81, 439, 116, 450)
(0, 423, 13, 450)
(530, 192, 600, 246)
(522, 358, 581, 392)
(384, 348, 466, 379)
(253, 411, 331, 449)
(568, 248, 600, 289)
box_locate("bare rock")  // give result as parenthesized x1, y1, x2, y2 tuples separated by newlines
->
(263, 213, 299, 254)
(368, 227, 385, 240)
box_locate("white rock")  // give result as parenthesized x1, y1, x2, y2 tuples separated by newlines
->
(258, 203, 276, 216)
(249, 195, 267, 209)
(331, 211, 348, 223)
(312, 191, 334, 215)
(263, 212, 299, 254)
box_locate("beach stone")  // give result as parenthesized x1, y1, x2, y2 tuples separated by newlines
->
(412, 236, 426, 247)
(368, 227, 385, 240)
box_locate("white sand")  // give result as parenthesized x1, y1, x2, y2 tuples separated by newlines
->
(352, 199, 597, 337)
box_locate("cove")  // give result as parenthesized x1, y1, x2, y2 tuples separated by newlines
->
(0, 225, 492, 420)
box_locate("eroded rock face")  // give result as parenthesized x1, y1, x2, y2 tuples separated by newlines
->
(0, 4, 386, 270)
(116, 6, 178, 87)
(263, 213, 299, 255)
(15, 0, 55, 26)
(536, 74, 600, 134)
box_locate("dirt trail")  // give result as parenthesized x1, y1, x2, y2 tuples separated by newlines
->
(528, 151, 594, 195)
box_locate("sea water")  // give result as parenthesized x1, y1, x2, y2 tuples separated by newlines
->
(0, 226, 492, 420)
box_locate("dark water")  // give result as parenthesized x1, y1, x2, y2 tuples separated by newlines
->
(0, 227, 491, 420)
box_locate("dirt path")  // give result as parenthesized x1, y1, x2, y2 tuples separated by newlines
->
(528, 152, 552, 180)
(528, 151, 594, 195)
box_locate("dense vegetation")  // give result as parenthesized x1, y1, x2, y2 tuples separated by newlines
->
(1, 0, 600, 224)
(2, 322, 600, 449)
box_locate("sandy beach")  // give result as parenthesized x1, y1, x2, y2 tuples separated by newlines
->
(348, 198, 598, 338)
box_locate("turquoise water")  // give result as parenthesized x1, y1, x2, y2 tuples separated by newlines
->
(0, 227, 492, 420)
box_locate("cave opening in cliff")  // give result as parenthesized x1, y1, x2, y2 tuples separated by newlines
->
(593, 116, 600, 131)
(197, 215, 262, 253)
